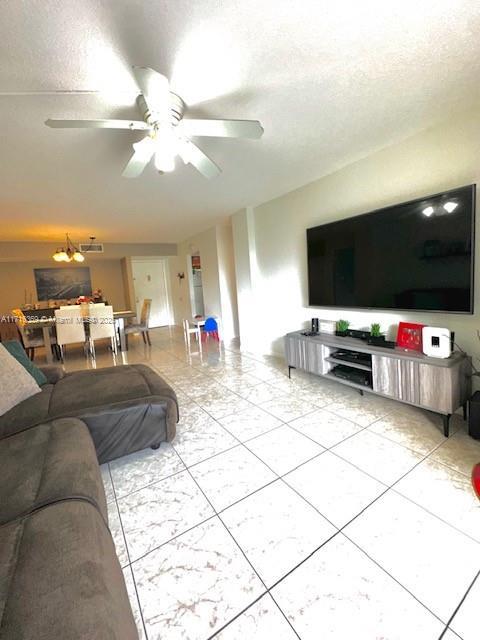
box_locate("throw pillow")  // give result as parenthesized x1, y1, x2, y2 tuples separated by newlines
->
(0, 344, 42, 417)
(2, 340, 48, 386)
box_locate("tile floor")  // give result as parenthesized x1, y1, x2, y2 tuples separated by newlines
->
(61, 327, 480, 640)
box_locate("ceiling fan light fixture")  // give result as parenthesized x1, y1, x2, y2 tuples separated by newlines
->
(177, 137, 194, 164)
(46, 66, 264, 180)
(73, 251, 85, 262)
(154, 123, 177, 172)
(154, 150, 175, 173)
(133, 136, 155, 160)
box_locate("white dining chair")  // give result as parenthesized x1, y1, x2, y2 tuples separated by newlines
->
(87, 305, 117, 358)
(182, 319, 202, 353)
(54, 306, 87, 360)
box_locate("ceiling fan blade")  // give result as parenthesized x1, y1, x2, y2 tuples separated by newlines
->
(122, 136, 155, 178)
(45, 119, 150, 130)
(179, 140, 221, 179)
(179, 118, 264, 139)
(132, 66, 170, 121)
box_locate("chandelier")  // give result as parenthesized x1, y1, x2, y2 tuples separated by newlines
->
(52, 234, 85, 263)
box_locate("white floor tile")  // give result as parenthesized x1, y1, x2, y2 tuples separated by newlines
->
(215, 594, 297, 639)
(246, 425, 324, 475)
(234, 382, 286, 405)
(394, 457, 480, 542)
(259, 396, 318, 422)
(123, 565, 147, 640)
(107, 500, 129, 567)
(326, 395, 393, 427)
(173, 421, 239, 466)
(273, 535, 443, 639)
(344, 491, 480, 620)
(431, 428, 480, 477)
(118, 470, 214, 561)
(441, 630, 463, 640)
(218, 406, 282, 442)
(332, 429, 423, 484)
(190, 446, 276, 511)
(195, 389, 252, 419)
(100, 463, 115, 503)
(289, 408, 362, 447)
(450, 574, 480, 640)
(177, 403, 220, 432)
(133, 518, 264, 640)
(222, 480, 336, 586)
(285, 451, 386, 527)
(369, 406, 450, 454)
(109, 443, 185, 498)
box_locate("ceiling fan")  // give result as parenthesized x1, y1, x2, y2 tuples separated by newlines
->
(45, 66, 264, 179)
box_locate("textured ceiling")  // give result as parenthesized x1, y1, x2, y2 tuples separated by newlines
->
(1, 0, 480, 243)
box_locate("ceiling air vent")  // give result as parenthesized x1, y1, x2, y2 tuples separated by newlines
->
(79, 242, 104, 253)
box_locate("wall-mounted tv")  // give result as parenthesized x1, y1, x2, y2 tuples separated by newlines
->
(307, 184, 475, 313)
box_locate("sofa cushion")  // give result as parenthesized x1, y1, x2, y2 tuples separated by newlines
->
(0, 384, 53, 439)
(0, 344, 41, 417)
(0, 418, 107, 524)
(2, 340, 47, 386)
(0, 501, 138, 640)
(38, 363, 65, 384)
(50, 364, 179, 446)
(50, 364, 176, 416)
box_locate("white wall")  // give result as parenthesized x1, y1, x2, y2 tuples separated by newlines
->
(232, 206, 264, 352)
(232, 107, 480, 363)
(169, 223, 239, 341)
(216, 224, 239, 341)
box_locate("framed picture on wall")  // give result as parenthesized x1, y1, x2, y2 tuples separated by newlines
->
(34, 267, 92, 301)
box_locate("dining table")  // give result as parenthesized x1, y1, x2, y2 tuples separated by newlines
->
(23, 308, 136, 363)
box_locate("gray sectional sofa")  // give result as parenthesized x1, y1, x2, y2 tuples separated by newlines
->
(0, 361, 179, 639)
(0, 363, 179, 463)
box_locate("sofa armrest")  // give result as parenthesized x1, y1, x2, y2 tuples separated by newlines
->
(38, 365, 65, 384)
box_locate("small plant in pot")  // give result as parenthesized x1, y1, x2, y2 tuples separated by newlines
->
(368, 323, 386, 345)
(335, 319, 350, 337)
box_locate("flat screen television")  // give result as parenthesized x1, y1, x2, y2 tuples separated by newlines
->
(307, 184, 475, 313)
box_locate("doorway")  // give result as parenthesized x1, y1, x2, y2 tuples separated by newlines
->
(131, 258, 172, 327)
(189, 253, 205, 316)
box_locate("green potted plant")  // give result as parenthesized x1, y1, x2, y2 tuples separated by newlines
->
(367, 322, 386, 346)
(335, 319, 350, 337)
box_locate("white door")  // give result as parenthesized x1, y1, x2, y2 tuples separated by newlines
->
(131, 259, 171, 328)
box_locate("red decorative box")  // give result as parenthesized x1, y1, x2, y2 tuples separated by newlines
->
(396, 322, 424, 352)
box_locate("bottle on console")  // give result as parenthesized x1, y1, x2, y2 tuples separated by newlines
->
(311, 318, 319, 333)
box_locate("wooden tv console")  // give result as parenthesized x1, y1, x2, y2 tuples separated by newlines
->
(284, 331, 471, 437)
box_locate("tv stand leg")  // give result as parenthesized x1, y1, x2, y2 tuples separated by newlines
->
(358, 389, 364, 396)
(463, 402, 468, 421)
(288, 365, 296, 379)
(443, 414, 451, 438)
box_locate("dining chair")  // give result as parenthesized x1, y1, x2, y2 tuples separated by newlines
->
(54, 306, 87, 361)
(11, 309, 59, 361)
(183, 319, 202, 352)
(0, 318, 22, 344)
(87, 304, 117, 359)
(124, 298, 152, 347)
